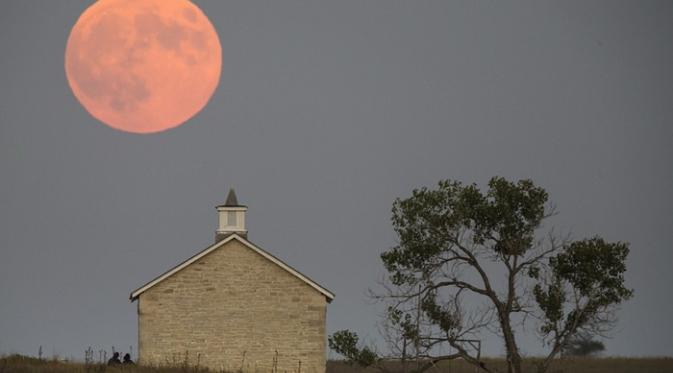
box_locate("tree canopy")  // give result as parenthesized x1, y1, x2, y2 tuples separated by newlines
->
(561, 333, 605, 357)
(329, 177, 632, 373)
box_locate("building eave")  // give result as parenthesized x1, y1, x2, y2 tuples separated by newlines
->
(129, 234, 335, 302)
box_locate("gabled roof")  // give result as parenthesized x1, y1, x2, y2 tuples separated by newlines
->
(129, 234, 335, 302)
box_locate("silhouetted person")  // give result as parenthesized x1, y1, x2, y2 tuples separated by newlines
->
(123, 353, 134, 365)
(107, 352, 121, 366)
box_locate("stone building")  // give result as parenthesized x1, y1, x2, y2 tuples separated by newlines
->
(130, 190, 334, 373)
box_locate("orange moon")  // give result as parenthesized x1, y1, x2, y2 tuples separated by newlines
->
(65, 0, 221, 134)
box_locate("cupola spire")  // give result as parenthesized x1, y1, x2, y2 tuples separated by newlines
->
(215, 188, 247, 242)
(224, 188, 240, 207)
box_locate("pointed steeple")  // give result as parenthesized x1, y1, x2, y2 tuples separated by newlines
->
(215, 188, 248, 242)
(224, 188, 240, 207)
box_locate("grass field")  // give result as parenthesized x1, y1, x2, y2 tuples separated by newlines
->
(1, 355, 672, 373)
(328, 358, 673, 373)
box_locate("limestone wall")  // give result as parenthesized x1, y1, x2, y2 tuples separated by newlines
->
(138, 239, 327, 373)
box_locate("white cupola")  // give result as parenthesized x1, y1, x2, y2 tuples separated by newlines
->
(215, 188, 247, 242)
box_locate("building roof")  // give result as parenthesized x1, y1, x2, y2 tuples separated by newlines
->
(129, 234, 335, 302)
(217, 188, 246, 208)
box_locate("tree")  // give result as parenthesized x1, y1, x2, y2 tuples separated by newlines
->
(561, 333, 605, 357)
(329, 177, 633, 373)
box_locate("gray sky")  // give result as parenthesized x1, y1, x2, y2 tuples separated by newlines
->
(1, 0, 672, 359)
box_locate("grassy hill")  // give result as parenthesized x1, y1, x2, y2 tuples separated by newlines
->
(328, 358, 673, 373)
(2, 355, 672, 373)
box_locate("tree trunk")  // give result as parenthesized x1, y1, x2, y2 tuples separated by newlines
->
(536, 342, 563, 373)
(498, 310, 522, 373)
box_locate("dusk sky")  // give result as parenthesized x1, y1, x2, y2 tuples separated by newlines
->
(1, 0, 672, 359)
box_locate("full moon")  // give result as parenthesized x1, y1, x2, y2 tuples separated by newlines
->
(65, 0, 221, 134)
